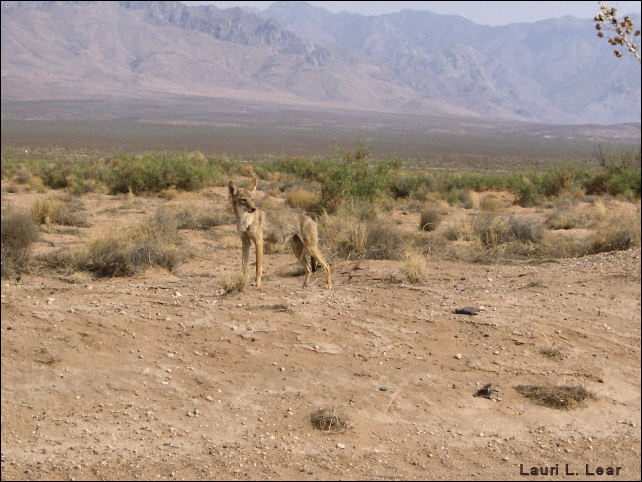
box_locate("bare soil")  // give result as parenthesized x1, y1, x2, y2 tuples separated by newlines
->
(1, 188, 640, 480)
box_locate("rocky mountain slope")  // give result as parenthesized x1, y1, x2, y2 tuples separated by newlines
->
(1, 1, 640, 124)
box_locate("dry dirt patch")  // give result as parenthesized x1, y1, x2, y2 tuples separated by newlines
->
(1, 189, 640, 480)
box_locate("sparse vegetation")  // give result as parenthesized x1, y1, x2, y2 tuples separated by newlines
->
(285, 188, 322, 213)
(515, 384, 595, 409)
(31, 195, 88, 227)
(38, 210, 187, 277)
(1, 208, 40, 277)
(2, 141, 640, 270)
(218, 271, 248, 295)
(310, 407, 351, 433)
(401, 248, 427, 283)
(419, 204, 442, 232)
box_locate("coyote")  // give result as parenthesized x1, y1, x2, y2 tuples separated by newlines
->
(228, 178, 332, 289)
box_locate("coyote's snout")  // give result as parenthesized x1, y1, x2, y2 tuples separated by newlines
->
(228, 178, 332, 289)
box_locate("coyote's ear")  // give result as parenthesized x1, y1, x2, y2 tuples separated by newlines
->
(228, 180, 237, 197)
(247, 177, 258, 194)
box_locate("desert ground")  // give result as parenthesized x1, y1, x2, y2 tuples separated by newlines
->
(1, 185, 641, 481)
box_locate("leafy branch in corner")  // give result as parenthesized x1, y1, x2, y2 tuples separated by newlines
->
(595, 3, 641, 62)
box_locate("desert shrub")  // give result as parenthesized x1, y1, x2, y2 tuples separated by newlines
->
(319, 145, 398, 210)
(39, 211, 187, 277)
(515, 384, 594, 409)
(159, 205, 232, 231)
(15, 167, 32, 184)
(1, 209, 40, 277)
(443, 189, 465, 206)
(366, 222, 407, 260)
(479, 195, 503, 212)
(286, 188, 322, 213)
(401, 248, 427, 283)
(30, 195, 89, 227)
(546, 199, 608, 230)
(509, 216, 544, 243)
(419, 205, 442, 231)
(538, 232, 593, 259)
(218, 271, 248, 295)
(319, 210, 368, 259)
(585, 165, 641, 199)
(462, 190, 481, 209)
(512, 176, 541, 206)
(389, 171, 432, 199)
(443, 217, 475, 242)
(588, 215, 641, 254)
(104, 153, 221, 194)
(545, 209, 577, 230)
(319, 203, 408, 260)
(310, 407, 351, 433)
(473, 214, 512, 247)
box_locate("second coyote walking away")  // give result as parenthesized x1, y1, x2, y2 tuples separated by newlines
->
(228, 178, 332, 289)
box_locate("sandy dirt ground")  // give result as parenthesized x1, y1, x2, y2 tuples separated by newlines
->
(1, 188, 641, 480)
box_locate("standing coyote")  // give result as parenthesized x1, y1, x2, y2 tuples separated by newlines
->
(228, 178, 332, 289)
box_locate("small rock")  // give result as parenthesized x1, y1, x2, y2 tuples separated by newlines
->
(455, 353, 462, 360)
(454, 307, 478, 316)
(336, 443, 345, 449)
(378, 386, 388, 391)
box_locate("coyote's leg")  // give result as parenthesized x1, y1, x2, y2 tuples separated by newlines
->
(307, 246, 332, 289)
(300, 218, 332, 289)
(290, 236, 312, 287)
(254, 237, 264, 287)
(241, 233, 251, 275)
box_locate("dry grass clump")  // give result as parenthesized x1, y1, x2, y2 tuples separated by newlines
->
(546, 199, 608, 230)
(463, 190, 481, 209)
(537, 231, 592, 259)
(31, 195, 89, 227)
(540, 346, 564, 359)
(319, 210, 368, 260)
(419, 204, 442, 231)
(438, 214, 546, 263)
(310, 407, 351, 433)
(479, 196, 503, 212)
(319, 203, 410, 260)
(588, 214, 640, 254)
(286, 188, 322, 213)
(401, 248, 427, 283)
(515, 384, 595, 409)
(38, 211, 187, 277)
(218, 271, 248, 295)
(509, 217, 544, 243)
(1, 208, 40, 277)
(366, 222, 408, 260)
(443, 217, 475, 242)
(158, 205, 233, 231)
(473, 214, 513, 247)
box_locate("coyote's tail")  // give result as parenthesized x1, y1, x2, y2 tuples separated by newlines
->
(311, 256, 319, 273)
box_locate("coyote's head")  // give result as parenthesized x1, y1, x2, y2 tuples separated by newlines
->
(228, 178, 258, 213)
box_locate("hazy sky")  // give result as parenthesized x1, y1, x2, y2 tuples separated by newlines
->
(181, 1, 641, 26)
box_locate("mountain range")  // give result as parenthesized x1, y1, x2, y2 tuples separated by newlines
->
(1, 1, 640, 125)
